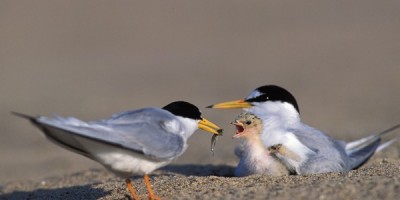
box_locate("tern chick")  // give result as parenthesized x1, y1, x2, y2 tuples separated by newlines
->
(231, 112, 289, 177)
(14, 101, 222, 200)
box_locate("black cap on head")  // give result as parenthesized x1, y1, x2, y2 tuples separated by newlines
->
(162, 101, 202, 120)
(246, 85, 300, 113)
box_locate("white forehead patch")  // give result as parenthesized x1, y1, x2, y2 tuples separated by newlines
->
(246, 90, 262, 100)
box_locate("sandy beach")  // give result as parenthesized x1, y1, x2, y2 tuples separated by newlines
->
(1, 1, 400, 199)
(1, 155, 400, 199)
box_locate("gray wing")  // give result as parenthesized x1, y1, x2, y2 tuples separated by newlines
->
(100, 107, 187, 159)
(346, 124, 400, 154)
(288, 125, 351, 173)
(347, 139, 380, 170)
(332, 124, 400, 170)
(341, 124, 400, 169)
(16, 108, 186, 161)
(286, 123, 400, 173)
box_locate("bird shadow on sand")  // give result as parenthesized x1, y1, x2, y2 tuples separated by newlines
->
(0, 165, 235, 200)
(158, 164, 235, 177)
(0, 184, 110, 200)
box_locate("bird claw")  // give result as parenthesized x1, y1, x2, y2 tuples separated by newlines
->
(268, 144, 282, 152)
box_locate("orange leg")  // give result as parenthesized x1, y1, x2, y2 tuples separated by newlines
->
(125, 178, 140, 200)
(144, 174, 161, 200)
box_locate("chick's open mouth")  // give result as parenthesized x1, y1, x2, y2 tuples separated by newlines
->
(235, 124, 244, 135)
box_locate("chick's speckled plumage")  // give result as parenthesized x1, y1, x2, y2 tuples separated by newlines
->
(232, 112, 289, 177)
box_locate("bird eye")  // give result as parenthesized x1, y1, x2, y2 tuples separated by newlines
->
(245, 120, 252, 125)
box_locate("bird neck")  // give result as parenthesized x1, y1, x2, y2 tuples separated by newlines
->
(247, 101, 300, 130)
(175, 116, 198, 140)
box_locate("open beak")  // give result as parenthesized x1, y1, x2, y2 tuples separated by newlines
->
(198, 118, 223, 135)
(231, 120, 245, 138)
(207, 99, 252, 109)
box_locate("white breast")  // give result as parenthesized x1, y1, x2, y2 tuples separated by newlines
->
(95, 151, 171, 176)
(77, 135, 173, 177)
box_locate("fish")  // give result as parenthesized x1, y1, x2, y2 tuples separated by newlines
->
(211, 129, 223, 156)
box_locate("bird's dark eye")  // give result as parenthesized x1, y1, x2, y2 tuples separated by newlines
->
(245, 120, 252, 125)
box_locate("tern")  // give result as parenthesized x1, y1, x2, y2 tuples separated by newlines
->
(14, 101, 223, 200)
(208, 85, 399, 175)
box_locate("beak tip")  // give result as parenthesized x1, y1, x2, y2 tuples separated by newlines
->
(206, 105, 213, 108)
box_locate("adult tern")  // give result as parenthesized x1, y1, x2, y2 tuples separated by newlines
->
(209, 85, 399, 175)
(14, 101, 223, 199)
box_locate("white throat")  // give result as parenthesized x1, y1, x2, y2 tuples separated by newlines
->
(246, 101, 300, 131)
(173, 116, 199, 140)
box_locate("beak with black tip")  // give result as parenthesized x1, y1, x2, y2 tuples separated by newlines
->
(198, 118, 223, 135)
(207, 99, 252, 109)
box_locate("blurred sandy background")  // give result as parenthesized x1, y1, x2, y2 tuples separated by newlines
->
(1, 0, 400, 185)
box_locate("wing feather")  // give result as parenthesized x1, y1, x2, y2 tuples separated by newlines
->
(288, 125, 351, 173)
(27, 108, 185, 160)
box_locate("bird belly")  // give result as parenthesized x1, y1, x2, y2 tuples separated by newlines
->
(95, 151, 171, 177)
(75, 136, 172, 177)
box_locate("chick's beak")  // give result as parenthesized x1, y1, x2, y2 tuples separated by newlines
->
(207, 99, 252, 109)
(230, 120, 239, 125)
(231, 120, 245, 138)
(198, 118, 223, 135)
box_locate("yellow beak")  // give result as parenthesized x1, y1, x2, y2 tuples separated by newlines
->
(207, 99, 252, 109)
(198, 118, 223, 135)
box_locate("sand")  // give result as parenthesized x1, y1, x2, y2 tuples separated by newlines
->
(1, 160, 400, 200)
(1, 148, 400, 200)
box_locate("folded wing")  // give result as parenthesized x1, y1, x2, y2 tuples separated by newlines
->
(13, 108, 185, 162)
